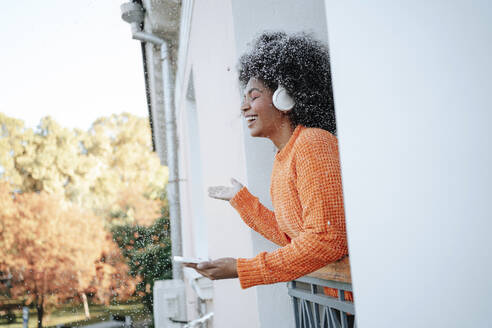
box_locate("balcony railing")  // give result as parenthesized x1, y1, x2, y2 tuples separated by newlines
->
(288, 257, 355, 328)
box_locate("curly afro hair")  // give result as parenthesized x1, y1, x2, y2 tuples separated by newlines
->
(238, 31, 336, 135)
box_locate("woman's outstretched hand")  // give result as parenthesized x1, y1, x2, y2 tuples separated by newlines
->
(208, 178, 243, 201)
(183, 258, 238, 280)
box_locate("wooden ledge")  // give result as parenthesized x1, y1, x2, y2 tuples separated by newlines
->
(307, 256, 351, 284)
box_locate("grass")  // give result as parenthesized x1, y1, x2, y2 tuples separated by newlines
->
(0, 298, 150, 328)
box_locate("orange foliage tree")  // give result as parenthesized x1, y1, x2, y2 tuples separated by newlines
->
(86, 234, 140, 305)
(0, 113, 167, 322)
(110, 183, 163, 227)
(0, 183, 105, 328)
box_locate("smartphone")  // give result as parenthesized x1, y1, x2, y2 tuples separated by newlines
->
(173, 256, 206, 264)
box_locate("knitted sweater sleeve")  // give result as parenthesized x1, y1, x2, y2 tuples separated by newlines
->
(236, 136, 348, 289)
(230, 187, 291, 247)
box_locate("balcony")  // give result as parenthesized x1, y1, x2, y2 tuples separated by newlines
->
(288, 257, 355, 328)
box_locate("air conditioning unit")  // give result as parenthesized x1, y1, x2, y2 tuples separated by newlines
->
(153, 279, 186, 328)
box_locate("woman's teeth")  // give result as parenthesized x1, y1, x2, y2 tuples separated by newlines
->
(246, 115, 257, 123)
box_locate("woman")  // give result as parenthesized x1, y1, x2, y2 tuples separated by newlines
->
(185, 31, 350, 299)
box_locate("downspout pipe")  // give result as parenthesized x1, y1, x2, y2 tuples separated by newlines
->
(121, 4, 183, 281)
(139, 33, 184, 282)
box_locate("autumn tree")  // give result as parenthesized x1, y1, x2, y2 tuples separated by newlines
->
(0, 112, 169, 320)
(0, 183, 105, 328)
(109, 180, 165, 227)
(86, 234, 141, 308)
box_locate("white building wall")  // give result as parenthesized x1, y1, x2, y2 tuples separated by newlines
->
(325, 1, 492, 327)
(176, 1, 259, 327)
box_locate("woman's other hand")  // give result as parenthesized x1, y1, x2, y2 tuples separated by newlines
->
(208, 178, 243, 201)
(183, 257, 238, 280)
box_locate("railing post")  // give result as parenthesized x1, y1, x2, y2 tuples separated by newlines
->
(291, 281, 300, 327)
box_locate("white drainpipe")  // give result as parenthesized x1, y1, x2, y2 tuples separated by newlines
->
(121, 2, 183, 282)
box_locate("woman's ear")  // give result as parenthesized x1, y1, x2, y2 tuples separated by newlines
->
(272, 85, 295, 111)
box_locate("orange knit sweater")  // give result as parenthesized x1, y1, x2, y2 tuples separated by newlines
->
(230, 125, 351, 299)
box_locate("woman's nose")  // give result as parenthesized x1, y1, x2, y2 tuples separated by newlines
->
(240, 98, 250, 113)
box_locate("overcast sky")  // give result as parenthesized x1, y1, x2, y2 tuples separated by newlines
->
(0, 0, 147, 130)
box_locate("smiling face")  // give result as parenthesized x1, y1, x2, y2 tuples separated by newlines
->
(241, 78, 291, 139)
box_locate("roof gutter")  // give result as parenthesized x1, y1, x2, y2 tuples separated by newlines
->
(132, 1, 156, 152)
(140, 42, 156, 152)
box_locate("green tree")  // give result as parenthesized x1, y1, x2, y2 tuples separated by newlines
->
(0, 113, 168, 218)
(111, 210, 172, 312)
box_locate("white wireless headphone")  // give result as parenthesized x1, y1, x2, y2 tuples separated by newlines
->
(272, 85, 295, 112)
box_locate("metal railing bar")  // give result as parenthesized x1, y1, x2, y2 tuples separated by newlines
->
(303, 299, 315, 328)
(328, 307, 341, 328)
(320, 307, 327, 328)
(289, 289, 354, 314)
(313, 302, 321, 327)
(301, 300, 308, 328)
(295, 276, 353, 292)
(310, 284, 321, 327)
(338, 289, 345, 301)
(291, 281, 301, 327)
(340, 311, 348, 328)
(293, 297, 300, 327)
